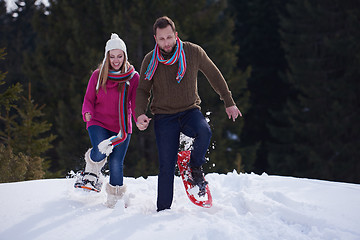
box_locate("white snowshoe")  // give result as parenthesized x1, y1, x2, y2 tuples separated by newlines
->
(74, 171, 103, 192)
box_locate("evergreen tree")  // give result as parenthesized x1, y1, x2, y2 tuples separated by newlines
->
(0, 48, 23, 145)
(12, 95, 56, 157)
(0, 49, 48, 182)
(229, 0, 288, 173)
(269, 0, 360, 183)
(24, 0, 105, 173)
(0, 0, 38, 92)
(0, 144, 45, 183)
(0, 1, 8, 48)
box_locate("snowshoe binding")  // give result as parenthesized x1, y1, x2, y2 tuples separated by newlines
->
(188, 166, 208, 197)
(74, 171, 103, 192)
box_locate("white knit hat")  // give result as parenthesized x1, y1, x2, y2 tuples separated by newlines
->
(96, 33, 128, 90)
(105, 33, 127, 61)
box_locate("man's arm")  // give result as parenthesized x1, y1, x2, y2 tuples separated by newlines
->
(197, 45, 236, 108)
(197, 45, 242, 121)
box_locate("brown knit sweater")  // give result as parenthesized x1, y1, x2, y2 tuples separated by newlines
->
(135, 41, 235, 118)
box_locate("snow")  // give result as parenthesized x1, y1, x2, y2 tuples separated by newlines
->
(1, 172, 360, 240)
(3, 0, 49, 12)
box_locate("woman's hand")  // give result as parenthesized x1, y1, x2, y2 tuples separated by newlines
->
(85, 112, 92, 122)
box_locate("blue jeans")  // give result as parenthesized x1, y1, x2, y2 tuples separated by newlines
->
(154, 108, 212, 211)
(88, 125, 131, 186)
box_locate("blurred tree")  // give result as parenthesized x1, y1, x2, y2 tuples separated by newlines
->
(0, 0, 38, 94)
(0, 144, 45, 183)
(229, 0, 288, 173)
(24, 0, 106, 173)
(0, 1, 8, 48)
(268, 0, 360, 183)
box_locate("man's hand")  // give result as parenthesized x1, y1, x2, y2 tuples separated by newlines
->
(226, 105, 242, 122)
(136, 114, 152, 131)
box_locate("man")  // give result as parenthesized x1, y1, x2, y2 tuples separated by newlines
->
(135, 16, 242, 212)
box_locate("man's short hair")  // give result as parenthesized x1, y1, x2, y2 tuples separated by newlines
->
(153, 16, 176, 35)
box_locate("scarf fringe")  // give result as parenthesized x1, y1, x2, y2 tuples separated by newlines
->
(98, 138, 114, 156)
(98, 131, 127, 157)
(98, 132, 128, 156)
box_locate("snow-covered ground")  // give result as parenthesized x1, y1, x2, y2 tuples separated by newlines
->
(1, 171, 359, 240)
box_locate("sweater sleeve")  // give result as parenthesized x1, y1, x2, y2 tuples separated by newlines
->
(135, 52, 154, 119)
(82, 69, 99, 122)
(197, 45, 235, 108)
(128, 72, 140, 123)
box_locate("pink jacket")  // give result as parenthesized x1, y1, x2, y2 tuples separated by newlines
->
(82, 69, 139, 134)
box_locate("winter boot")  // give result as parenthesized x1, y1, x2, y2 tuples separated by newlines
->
(74, 148, 106, 192)
(189, 166, 208, 197)
(105, 183, 127, 208)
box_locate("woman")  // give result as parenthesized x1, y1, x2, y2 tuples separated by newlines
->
(75, 33, 139, 208)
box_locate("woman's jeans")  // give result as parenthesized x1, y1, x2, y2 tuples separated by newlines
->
(88, 125, 131, 186)
(154, 108, 212, 211)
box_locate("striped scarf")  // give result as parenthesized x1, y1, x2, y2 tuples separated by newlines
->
(98, 65, 136, 156)
(96, 64, 135, 90)
(144, 37, 186, 83)
(108, 65, 135, 82)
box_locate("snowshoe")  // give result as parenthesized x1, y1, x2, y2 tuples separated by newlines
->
(177, 151, 212, 208)
(74, 171, 103, 192)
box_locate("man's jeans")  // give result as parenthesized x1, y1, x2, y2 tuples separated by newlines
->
(154, 108, 212, 211)
(88, 125, 131, 186)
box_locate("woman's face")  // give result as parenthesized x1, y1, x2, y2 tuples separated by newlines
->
(109, 49, 125, 71)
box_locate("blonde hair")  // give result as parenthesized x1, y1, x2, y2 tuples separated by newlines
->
(97, 52, 128, 93)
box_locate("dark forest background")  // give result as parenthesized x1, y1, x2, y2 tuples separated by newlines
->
(1, 0, 359, 184)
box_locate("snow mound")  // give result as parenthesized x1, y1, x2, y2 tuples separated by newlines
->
(1, 171, 360, 240)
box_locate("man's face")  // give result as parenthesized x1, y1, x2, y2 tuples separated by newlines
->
(154, 25, 177, 53)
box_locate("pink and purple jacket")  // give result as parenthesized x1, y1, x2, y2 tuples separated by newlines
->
(82, 69, 139, 134)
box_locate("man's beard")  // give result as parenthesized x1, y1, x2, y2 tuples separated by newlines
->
(160, 43, 176, 54)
